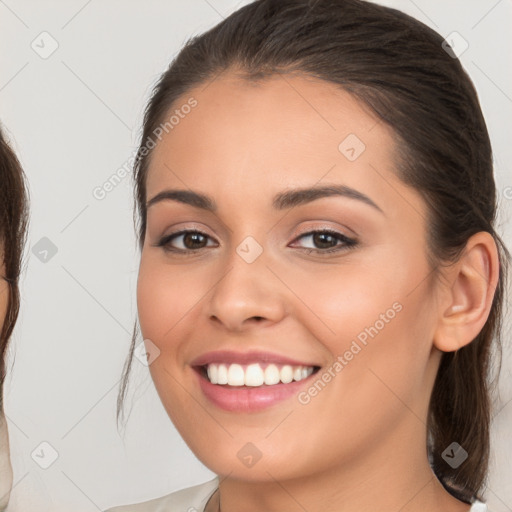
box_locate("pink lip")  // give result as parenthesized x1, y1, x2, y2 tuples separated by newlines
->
(195, 371, 318, 412)
(190, 350, 316, 367)
(190, 350, 319, 413)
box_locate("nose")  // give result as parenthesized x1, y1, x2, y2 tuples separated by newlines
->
(205, 244, 288, 333)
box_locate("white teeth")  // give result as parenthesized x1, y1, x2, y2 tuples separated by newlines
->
(207, 364, 218, 384)
(227, 363, 245, 386)
(280, 365, 293, 384)
(264, 364, 280, 385)
(217, 364, 228, 385)
(245, 364, 264, 386)
(205, 362, 315, 387)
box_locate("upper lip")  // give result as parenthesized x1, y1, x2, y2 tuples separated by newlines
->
(190, 350, 319, 367)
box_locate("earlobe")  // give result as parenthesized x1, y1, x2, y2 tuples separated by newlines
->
(433, 232, 500, 353)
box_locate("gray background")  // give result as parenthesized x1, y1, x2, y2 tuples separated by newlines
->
(1, 1, 511, 510)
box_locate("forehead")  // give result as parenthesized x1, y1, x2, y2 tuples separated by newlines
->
(145, 71, 410, 216)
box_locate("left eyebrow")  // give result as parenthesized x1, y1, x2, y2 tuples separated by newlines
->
(272, 184, 384, 214)
(146, 184, 384, 214)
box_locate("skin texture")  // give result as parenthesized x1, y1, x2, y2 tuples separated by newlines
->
(0, 262, 12, 511)
(137, 72, 499, 512)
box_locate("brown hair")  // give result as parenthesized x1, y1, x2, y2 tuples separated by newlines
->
(0, 124, 29, 414)
(118, 0, 511, 503)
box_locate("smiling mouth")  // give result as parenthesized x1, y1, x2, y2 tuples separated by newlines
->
(197, 362, 321, 387)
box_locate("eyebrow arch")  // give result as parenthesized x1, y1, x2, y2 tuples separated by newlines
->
(146, 184, 384, 214)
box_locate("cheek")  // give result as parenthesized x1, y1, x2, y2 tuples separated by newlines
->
(291, 260, 407, 350)
(137, 255, 201, 421)
(326, 284, 436, 431)
(137, 254, 203, 349)
(275, 277, 437, 469)
(304, 251, 437, 396)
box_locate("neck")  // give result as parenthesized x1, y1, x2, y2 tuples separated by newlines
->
(206, 419, 470, 512)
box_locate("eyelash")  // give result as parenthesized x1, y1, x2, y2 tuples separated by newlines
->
(154, 228, 358, 256)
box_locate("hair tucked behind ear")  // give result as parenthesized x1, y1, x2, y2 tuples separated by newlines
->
(0, 125, 29, 414)
(118, 0, 511, 502)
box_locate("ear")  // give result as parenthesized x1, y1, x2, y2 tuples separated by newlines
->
(433, 231, 500, 352)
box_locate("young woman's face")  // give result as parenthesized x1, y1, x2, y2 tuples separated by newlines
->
(137, 73, 444, 482)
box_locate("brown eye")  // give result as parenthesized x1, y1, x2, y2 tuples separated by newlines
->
(156, 230, 216, 253)
(181, 232, 208, 249)
(154, 228, 358, 256)
(291, 229, 358, 255)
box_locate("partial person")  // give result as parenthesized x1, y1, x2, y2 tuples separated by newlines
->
(0, 124, 29, 511)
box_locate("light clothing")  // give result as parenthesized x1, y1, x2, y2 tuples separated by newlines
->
(0, 412, 13, 511)
(104, 477, 490, 511)
(104, 478, 219, 512)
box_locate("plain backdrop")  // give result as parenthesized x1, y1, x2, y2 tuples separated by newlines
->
(1, 1, 511, 510)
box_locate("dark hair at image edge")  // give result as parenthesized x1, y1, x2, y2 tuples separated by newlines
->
(117, 0, 511, 504)
(0, 124, 29, 414)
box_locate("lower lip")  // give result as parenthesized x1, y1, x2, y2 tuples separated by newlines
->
(195, 368, 316, 412)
